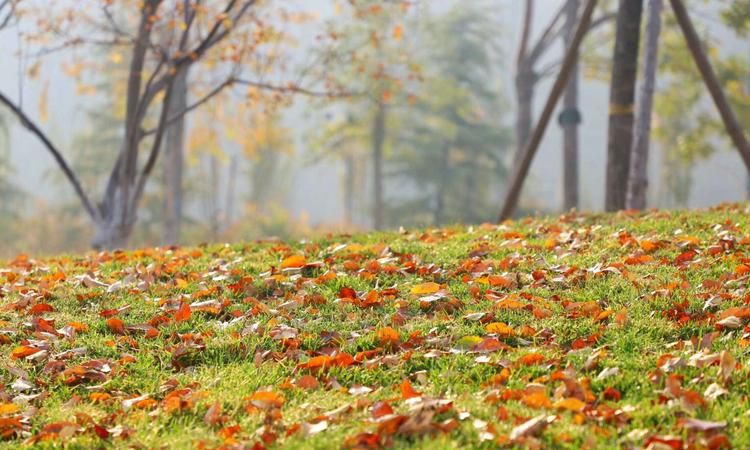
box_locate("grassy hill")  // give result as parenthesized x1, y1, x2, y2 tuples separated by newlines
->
(1, 205, 749, 449)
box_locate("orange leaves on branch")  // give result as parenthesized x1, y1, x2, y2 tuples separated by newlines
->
(392, 24, 403, 40)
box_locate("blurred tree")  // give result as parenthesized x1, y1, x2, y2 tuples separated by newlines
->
(310, 0, 420, 230)
(651, 1, 750, 206)
(513, 0, 614, 211)
(605, 0, 643, 211)
(389, 4, 511, 226)
(627, 0, 662, 210)
(0, 0, 333, 248)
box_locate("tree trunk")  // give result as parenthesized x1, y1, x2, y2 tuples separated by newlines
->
(343, 153, 354, 226)
(434, 144, 449, 226)
(514, 71, 535, 166)
(561, 0, 581, 211)
(605, 0, 643, 211)
(372, 101, 386, 230)
(513, 0, 535, 166)
(627, 0, 661, 210)
(163, 68, 188, 245)
(225, 154, 237, 231)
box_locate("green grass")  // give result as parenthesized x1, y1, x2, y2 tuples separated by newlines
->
(1, 204, 750, 448)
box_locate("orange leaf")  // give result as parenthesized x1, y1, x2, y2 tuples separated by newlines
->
(400, 379, 421, 399)
(89, 393, 112, 403)
(247, 391, 284, 409)
(0, 404, 19, 415)
(175, 302, 192, 323)
(554, 397, 586, 412)
(518, 352, 545, 366)
(392, 24, 403, 40)
(281, 255, 306, 269)
(28, 303, 54, 315)
(11, 345, 42, 359)
(485, 322, 515, 337)
(106, 317, 125, 335)
(488, 275, 513, 288)
(410, 282, 440, 295)
(376, 327, 400, 346)
(294, 375, 319, 390)
(68, 321, 89, 332)
(522, 391, 552, 409)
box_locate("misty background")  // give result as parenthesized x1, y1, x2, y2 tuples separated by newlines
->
(0, 0, 748, 256)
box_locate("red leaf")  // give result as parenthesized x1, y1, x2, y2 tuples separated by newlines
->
(371, 401, 394, 419)
(29, 303, 54, 315)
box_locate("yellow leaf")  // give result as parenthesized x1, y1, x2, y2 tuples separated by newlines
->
(554, 397, 586, 412)
(0, 403, 19, 415)
(485, 322, 515, 336)
(410, 282, 440, 295)
(454, 335, 482, 350)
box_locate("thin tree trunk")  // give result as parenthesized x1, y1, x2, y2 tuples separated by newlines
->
(225, 154, 237, 231)
(372, 101, 386, 230)
(515, 74, 535, 165)
(669, 0, 750, 175)
(627, 0, 661, 210)
(561, 0, 581, 211)
(208, 155, 220, 241)
(434, 144, 449, 226)
(343, 153, 354, 226)
(514, 0, 534, 165)
(498, 0, 598, 221)
(605, 0, 643, 211)
(163, 68, 188, 245)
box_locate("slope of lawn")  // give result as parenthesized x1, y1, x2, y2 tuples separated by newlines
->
(1, 205, 750, 449)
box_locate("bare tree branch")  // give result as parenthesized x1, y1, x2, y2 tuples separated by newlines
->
(516, 0, 534, 67)
(234, 78, 357, 98)
(0, 90, 99, 221)
(143, 77, 234, 136)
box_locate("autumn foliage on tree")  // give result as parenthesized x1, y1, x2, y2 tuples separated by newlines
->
(0, 0, 337, 248)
